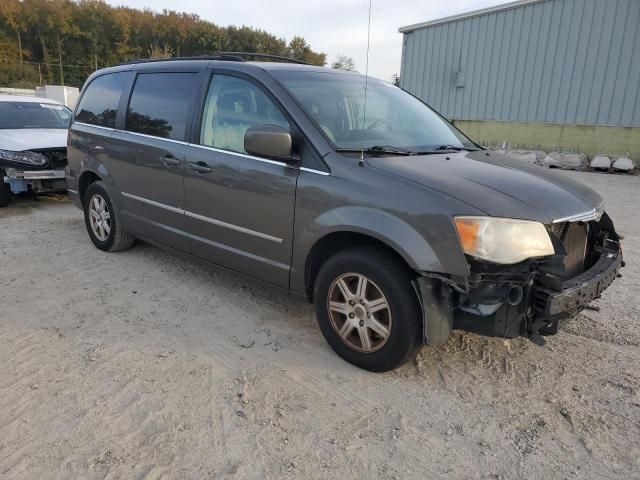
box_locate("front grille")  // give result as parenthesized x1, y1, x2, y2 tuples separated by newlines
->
(549, 222, 588, 278)
(32, 148, 68, 169)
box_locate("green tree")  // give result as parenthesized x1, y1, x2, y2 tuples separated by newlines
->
(0, 0, 27, 66)
(49, 0, 80, 84)
(288, 36, 326, 65)
(148, 44, 174, 59)
(0, 0, 326, 87)
(331, 54, 356, 72)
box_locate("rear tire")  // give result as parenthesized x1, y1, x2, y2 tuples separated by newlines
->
(0, 169, 11, 207)
(314, 246, 422, 372)
(83, 181, 134, 252)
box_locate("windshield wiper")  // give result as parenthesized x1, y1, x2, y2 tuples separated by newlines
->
(418, 145, 479, 153)
(367, 145, 416, 156)
(336, 145, 416, 156)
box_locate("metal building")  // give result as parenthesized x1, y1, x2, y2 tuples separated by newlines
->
(399, 0, 640, 160)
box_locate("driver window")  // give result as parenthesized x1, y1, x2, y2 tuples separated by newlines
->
(200, 75, 290, 155)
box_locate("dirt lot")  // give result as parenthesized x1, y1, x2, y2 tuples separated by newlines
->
(0, 170, 638, 480)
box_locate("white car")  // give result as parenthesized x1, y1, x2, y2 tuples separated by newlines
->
(0, 95, 72, 207)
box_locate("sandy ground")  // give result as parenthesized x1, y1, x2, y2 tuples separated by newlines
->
(0, 170, 638, 480)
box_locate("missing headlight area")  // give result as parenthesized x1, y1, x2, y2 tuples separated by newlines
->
(450, 213, 623, 346)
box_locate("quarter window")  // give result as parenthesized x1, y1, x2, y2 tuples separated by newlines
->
(126, 72, 198, 141)
(200, 75, 289, 154)
(75, 72, 128, 128)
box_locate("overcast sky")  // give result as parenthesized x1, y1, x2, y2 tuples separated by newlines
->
(104, 0, 510, 81)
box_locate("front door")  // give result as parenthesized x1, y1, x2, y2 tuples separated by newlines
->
(110, 71, 200, 251)
(183, 73, 298, 288)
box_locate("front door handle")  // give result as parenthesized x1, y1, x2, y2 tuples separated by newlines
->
(161, 155, 181, 167)
(187, 161, 212, 173)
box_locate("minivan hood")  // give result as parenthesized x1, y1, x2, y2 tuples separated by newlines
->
(367, 150, 603, 224)
(0, 129, 68, 152)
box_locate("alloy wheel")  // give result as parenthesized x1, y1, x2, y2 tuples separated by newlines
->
(327, 273, 392, 353)
(88, 194, 111, 242)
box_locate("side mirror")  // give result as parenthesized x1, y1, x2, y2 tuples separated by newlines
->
(244, 125, 295, 162)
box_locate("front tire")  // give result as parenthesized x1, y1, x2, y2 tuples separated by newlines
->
(314, 247, 422, 372)
(0, 169, 11, 207)
(83, 181, 134, 252)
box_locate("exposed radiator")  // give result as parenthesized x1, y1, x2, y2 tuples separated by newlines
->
(549, 222, 588, 278)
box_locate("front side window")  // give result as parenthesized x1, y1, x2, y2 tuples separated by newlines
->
(200, 74, 290, 154)
(75, 72, 128, 128)
(273, 70, 476, 153)
(0, 102, 72, 129)
(126, 72, 198, 141)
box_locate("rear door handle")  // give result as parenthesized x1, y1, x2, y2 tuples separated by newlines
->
(187, 161, 212, 173)
(161, 154, 181, 167)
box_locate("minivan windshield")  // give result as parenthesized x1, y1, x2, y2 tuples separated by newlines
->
(273, 70, 477, 153)
(0, 101, 72, 129)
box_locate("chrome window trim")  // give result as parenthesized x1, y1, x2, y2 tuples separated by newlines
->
(300, 167, 330, 176)
(188, 143, 288, 167)
(73, 121, 115, 132)
(121, 191, 283, 243)
(552, 207, 603, 224)
(116, 129, 190, 145)
(75, 123, 332, 175)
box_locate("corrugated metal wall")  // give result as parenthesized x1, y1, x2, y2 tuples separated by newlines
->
(400, 0, 640, 127)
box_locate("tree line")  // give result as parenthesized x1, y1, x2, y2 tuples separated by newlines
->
(0, 0, 327, 88)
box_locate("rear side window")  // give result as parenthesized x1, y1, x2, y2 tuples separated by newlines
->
(125, 72, 198, 141)
(75, 72, 128, 128)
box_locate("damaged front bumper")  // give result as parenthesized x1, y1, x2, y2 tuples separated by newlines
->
(540, 244, 622, 317)
(417, 213, 623, 347)
(1, 148, 68, 194)
(3, 168, 67, 193)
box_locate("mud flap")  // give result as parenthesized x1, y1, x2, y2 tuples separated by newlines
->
(414, 277, 453, 347)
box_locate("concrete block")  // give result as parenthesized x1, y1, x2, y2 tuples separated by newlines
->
(541, 152, 587, 170)
(612, 157, 634, 172)
(493, 149, 546, 164)
(590, 155, 611, 170)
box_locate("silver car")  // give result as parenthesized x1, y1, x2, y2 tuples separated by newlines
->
(0, 95, 72, 207)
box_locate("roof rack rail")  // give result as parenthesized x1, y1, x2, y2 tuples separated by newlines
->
(116, 52, 309, 67)
(222, 52, 310, 65)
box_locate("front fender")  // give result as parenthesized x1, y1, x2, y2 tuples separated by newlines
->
(290, 205, 468, 296)
(312, 206, 442, 272)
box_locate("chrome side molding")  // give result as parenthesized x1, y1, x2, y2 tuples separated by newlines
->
(121, 191, 283, 243)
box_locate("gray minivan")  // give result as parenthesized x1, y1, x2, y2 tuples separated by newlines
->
(67, 55, 623, 371)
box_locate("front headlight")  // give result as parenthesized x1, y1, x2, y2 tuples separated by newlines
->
(0, 149, 49, 168)
(454, 216, 554, 264)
